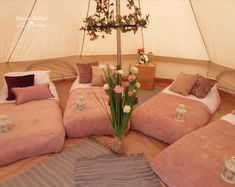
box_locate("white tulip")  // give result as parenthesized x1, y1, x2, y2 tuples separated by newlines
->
(103, 83, 109, 90)
(117, 70, 124, 75)
(123, 105, 131, 113)
(131, 66, 139, 74)
(136, 82, 141, 88)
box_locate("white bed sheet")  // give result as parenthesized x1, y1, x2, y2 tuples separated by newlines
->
(69, 77, 95, 93)
(221, 113, 235, 125)
(162, 84, 220, 113)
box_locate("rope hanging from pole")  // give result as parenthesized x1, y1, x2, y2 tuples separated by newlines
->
(80, 0, 91, 56)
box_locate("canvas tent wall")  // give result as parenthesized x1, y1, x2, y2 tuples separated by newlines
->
(0, 0, 235, 94)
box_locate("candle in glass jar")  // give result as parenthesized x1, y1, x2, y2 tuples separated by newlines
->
(77, 96, 85, 112)
(0, 114, 10, 134)
(175, 104, 186, 123)
(221, 156, 235, 184)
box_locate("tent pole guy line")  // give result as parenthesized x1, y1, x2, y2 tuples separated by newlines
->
(80, 0, 91, 56)
(7, 0, 38, 63)
(189, 0, 210, 76)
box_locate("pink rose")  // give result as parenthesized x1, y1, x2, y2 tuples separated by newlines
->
(128, 75, 136, 81)
(113, 85, 123, 93)
(104, 95, 110, 102)
(123, 81, 129, 87)
(128, 91, 133, 96)
(137, 48, 144, 53)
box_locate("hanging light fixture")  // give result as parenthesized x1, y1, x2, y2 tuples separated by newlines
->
(80, 0, 149, 41)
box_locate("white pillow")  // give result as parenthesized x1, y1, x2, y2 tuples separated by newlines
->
(0, 70, 59, 103)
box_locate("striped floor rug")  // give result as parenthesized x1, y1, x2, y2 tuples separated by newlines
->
(75, 154, 160, 187)
(0, 139, 160, 187)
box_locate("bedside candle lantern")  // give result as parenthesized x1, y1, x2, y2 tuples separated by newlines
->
(175, 104, 186, 123)
(221, 156, 235, 184)
(0, 114, 10, 134)
(77, 96, 85, 112)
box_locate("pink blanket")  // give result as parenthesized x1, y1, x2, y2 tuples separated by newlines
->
(131, 92, 211, 144)
(0, 99, 65, 166)
(63, 88, 113, 137)
(151, 119, 235, 187)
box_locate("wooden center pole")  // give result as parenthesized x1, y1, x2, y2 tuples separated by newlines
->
(116, 0, 121, 67)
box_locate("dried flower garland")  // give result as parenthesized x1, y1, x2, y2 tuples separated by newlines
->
(80, 0, 149, 40)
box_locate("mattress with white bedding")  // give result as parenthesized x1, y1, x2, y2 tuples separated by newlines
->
(162, 84, 220, 113)
(221, 113, 235, 125)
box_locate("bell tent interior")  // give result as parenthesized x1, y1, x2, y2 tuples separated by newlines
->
(0, 0, 235, 186)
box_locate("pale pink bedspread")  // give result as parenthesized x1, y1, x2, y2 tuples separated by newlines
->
(63, 88, 113, 138)
(0, 99, 65, 166)
(131, 92, 212, 144)
(151, 119, 235, 187)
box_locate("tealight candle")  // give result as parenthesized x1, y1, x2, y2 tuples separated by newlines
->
(221, 156, 235, 184)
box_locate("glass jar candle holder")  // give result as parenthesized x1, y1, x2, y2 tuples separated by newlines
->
(221, 156, 235, 184)
(0, 114, 10, 134)
(175, 104, 186, 123)
(76, 96, 85, 112)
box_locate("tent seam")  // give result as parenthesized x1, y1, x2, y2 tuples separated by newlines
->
(189, 0, 211, 76)
(7, 0, 38, 63)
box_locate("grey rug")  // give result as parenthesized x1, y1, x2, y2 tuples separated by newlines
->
(137, 87, 161, 106)
(75, 154, 160, 187)
(0, 139, 160, 187)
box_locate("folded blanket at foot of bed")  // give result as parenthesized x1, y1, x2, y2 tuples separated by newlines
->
(131, 92, 212, 144)
(0, 99, 65, 166)
(63, 88, 113, 138)
(151, 118, 235, 187)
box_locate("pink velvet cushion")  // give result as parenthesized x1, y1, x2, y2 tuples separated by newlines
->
(169, 73, 199, 96)
(11, 84, 53, 105)
(77, 62, 99, 83)
(5, 74, 35, 101)
(191, 76, 217, 98)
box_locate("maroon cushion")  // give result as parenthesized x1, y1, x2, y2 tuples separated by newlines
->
(5, 74, 35, 100)
(191, 76, 217, 98)
(76, 62, 98, 83)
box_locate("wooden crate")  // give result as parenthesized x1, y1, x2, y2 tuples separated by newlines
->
(135, 64, 156, 90)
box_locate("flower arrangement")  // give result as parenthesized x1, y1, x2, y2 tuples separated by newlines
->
(101, 65, 140, 137)
(137, 48, 149, 64)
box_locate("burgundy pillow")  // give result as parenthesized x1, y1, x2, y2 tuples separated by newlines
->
(77, 62, 98, 83)
(191, 76, 217, 98)
(11, 83, 53, 105)
(5, 74, 34, 100)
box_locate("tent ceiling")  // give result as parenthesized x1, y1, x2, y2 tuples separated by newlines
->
(0, 0, 234, 69)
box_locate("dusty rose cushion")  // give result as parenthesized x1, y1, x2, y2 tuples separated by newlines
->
(5, 74, 34, 101)
(191, 76, 217, 98)
(77, 62, 98, 83)
(232, 110, 235, 115)
(169, 73, 198, 96)
(12, 83, 53, 105)
(91, 66, 105, 86)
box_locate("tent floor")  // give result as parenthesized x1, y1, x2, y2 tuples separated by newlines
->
(0, 78, 235, 186)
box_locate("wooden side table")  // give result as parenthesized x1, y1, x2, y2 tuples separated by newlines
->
(135, 64, 156, 90)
